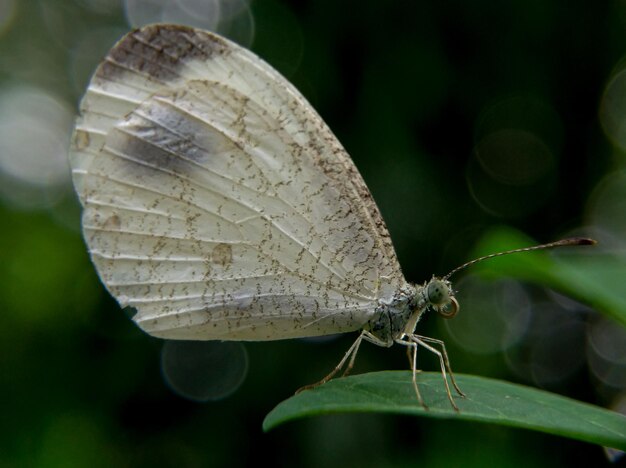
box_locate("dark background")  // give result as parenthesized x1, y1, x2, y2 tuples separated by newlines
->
(0, 0, 624, 466)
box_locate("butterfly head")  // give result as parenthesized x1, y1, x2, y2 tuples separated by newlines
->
(424, 277, 459, 319)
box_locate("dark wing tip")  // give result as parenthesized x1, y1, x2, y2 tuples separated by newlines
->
(95, 23, 230, 83)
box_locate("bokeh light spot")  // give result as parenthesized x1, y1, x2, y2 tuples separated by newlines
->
(467, 97, 561, 218)
(161, 341, 248, 402)
(0, 85, 73, 208)
(475, 129, 554, 186)
(600, 65, 626, 151)
(586, 170, 626, 247)
(124, 0, 254, 45)
(445, 276, 532, 355)
(587, 317, 626, 390)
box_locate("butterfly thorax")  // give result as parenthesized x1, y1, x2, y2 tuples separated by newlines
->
(365, 278, 457, 347)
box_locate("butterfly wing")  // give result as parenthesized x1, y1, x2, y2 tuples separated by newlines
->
(70, 24, 407, 340)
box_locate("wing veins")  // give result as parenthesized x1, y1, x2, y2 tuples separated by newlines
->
(102, 134, 350, 284)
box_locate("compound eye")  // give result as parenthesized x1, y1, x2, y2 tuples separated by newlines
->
(426, 280, 449, 305)
(437, 297, 459, 319)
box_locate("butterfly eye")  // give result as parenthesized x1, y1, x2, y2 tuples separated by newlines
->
(426, 279, 449, 306)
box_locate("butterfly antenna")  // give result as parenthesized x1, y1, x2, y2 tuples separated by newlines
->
(442, 237, 596, 281)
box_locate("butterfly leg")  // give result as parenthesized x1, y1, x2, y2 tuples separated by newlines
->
(296, 331, 365, 393)
(408, 335, 460, 411)
(405, 344, 423, 375)
(416, 335, 465, 398)
(395, 338, 427, 409)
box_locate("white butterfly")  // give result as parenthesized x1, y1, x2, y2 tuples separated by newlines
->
(70, 24, 593, 410)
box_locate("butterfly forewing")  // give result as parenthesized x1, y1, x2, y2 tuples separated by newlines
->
(70, 24, 408, 341)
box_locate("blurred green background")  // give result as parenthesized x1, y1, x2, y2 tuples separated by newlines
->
(1, 0, 625, 466)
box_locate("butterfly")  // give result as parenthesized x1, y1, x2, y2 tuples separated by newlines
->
(70, 24, 594, 410)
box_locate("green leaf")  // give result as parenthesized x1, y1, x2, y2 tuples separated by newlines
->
(469, 226, 626, 328)
(263, 371, 626, 450)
